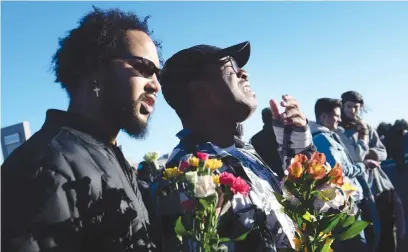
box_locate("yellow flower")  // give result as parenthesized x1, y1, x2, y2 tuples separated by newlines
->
(320, 232, 332, 240)
(162, 167, 182, 180)
(325, 238, 334, 252)
(342, 183, 357, 197)
(293, 237, 301, 250)
(189, 157, 199, 167)
(205, 159, 223, 171)
(212, 175, 220, 185)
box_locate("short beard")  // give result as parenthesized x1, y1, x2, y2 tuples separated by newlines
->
(122, 105, 150, 140)
(104, 99, 149, 139)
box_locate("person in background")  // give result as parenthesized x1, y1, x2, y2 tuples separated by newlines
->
(1, 7, 162, 252)
(250, 108, 283, 178)
(310, 98, 372, 252)
(384, 119, 408, 170)
(337, 91, 404, 252)
(376, 122, 392, 144)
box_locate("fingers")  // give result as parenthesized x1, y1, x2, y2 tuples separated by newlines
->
(271, 95, 307, 127)
(282, 108, 304, 120)
(281, 96, 299, 109)
(269, 99, 280, 120)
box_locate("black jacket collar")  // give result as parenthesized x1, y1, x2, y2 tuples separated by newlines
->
(43, 109, 113, 145)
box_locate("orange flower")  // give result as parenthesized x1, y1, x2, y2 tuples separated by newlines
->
(288, 162, 304, 181)
(293, 237, 301, 250)
(328, 164, 344, 186)
(310, 152, 327, 165)
(307, 161, 326, 180)
(293, 154, 308, 164)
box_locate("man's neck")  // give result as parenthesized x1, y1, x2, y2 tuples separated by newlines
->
(317, 120, 334, 132)
(185, 116, 237, 148)
(67, 101, 119, 144)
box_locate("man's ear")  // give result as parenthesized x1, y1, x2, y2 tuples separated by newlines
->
(188, 79, 212, 99)
(319, 113, 327, 124)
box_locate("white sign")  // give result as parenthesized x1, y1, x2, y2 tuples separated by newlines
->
(4, 133, 20, 145)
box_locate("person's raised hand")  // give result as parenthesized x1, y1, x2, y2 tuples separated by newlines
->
(269, 95, 307, 127)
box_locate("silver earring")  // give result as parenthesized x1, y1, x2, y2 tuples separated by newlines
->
(93, 80, 100, 97)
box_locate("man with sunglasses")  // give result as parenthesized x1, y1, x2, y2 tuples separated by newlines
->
(154, 42, 316, 251)
(2, 7, 161, 252)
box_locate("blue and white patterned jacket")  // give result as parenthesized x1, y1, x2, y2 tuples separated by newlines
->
(148, 121, 316, 252)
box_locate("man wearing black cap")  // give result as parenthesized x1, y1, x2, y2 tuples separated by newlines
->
(155, 41, 316, 251)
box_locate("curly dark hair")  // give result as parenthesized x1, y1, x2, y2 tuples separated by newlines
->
(51, 6, 162, 96)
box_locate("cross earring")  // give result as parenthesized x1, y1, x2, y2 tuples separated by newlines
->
(93, 80, 100, 97)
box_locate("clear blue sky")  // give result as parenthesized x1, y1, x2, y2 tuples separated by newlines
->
(2, 2, 407, 163)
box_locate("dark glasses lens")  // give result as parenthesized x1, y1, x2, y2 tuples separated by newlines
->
(229, 58, 240, 74)
(122, 56, 161, 81)
(139, 58, 161, 81)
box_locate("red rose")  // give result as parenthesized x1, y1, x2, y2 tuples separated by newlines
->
(196, 152, 209, 161)
(219, 172, 236, 185)
(181, 200, 196, 211)
(231, 177, 250, 197)
(179, 161, 189, 172)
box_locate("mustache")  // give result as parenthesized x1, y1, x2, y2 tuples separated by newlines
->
(121, 93, 156, 112)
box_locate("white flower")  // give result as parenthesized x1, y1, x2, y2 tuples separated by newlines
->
(185, 171, 198, 185)
(195, 175, 216, 198)
(313, 184, 346, 213)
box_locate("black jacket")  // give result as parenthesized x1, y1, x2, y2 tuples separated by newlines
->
(1, 110, 156, 252)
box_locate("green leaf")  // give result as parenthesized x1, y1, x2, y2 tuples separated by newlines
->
(340, 215, 356, 228)
(220, 227, 253, 242)
(295, 214, 304, 228)
(174, 216, 191, 236)
(199, 194, 217, 209)
(320, 241, 333, 252)
(338, 220, 369, 241)
(321, 214, 342, 234)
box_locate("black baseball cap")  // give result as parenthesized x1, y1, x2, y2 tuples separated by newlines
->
(161, 41, 251, 110)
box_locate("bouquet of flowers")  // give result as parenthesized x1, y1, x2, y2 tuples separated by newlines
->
(161, 152, 251, 251)
(274, 152, 369, 252)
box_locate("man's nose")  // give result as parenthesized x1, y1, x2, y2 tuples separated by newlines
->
(145, 79, 161, 93)
(237, 69, 249, 81)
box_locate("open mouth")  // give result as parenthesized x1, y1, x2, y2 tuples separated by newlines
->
(140, 95, 156, 115)
(240, 81, 253, 93)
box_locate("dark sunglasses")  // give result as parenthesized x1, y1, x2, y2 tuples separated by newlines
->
(218, 56, 240, 74)
(120, 56, 161, 81)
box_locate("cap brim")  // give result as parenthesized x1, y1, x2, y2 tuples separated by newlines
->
(216, 41, 251, 68)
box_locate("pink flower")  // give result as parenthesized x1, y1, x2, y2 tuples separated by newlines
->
(219, 172, 236, 185)
(179, 161, 189, 172)
(196, 152, 209, 161)
(231, 177, 250, 197)
(181, 200, 196, 211)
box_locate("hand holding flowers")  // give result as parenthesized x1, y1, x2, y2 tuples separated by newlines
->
(275, 152, 369, 252)
(161, 152, 251, 251)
